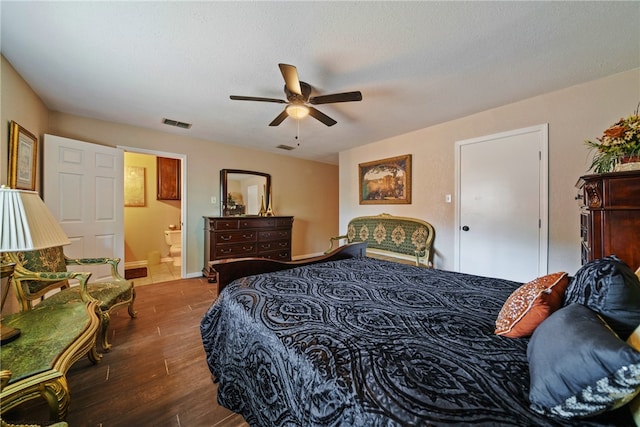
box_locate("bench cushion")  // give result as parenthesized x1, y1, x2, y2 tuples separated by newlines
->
(38, 281, 134, 312)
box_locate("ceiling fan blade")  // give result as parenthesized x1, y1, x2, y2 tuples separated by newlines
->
(278, 63, 302, 96)
(308, 107, 337, 127)
(269, 109, 289, 126)
(230, 95, 287, 104)
(309, 91, 363, 105)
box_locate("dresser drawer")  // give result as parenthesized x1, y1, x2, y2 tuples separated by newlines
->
(215, 242, 257, 258)
(261, 249, 291, 261)
(257, 239, 290, 252)
(258, 229, 291, 241)
(276, 217, 293, 227)
(210, 219, 239, 230)
(214, 230, 257, 243)
(240, 218, 277, 228)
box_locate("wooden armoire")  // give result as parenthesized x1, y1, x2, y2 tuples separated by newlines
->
(577, 170, 640, 269)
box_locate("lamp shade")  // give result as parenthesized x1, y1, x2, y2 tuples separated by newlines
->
(0, 187, 71, 251)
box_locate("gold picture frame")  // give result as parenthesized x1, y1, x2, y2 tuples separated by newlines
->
(8, 121, 38, 191)
(359, 154, 412, 204)
(124, 166, 146, 207)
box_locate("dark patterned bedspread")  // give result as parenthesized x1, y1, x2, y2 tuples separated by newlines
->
(200, 257, 633, 426)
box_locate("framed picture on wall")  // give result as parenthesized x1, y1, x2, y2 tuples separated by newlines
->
(124, 166, 146, 207)
(359, 154, 412, 204)
(8, 121, 38, 191)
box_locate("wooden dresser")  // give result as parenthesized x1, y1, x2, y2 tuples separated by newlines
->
(577, 170, 640, 269)
(202, 216, 293, 282)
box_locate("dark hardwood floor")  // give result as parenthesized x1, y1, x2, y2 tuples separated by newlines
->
(3, 278, 249, 427)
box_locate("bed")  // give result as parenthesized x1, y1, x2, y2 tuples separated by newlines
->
(201, 243, 639, 426)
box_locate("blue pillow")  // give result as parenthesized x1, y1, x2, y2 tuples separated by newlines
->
(563, 255, 640, 340)
(528, 303, 640, 419)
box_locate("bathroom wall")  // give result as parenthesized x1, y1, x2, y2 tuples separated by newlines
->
(124, 152, 181, 266)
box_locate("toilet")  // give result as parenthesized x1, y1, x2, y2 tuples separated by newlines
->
(164, 230, 182, 267)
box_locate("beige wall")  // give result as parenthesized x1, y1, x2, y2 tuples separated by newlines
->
(1, 57, 51, 315)
(124, 152, 181, 264)
(340, 68, 640, 275)
(46, 112, 340, 276)
(1, 55, 339, 280)
(1, 57, 49, 190)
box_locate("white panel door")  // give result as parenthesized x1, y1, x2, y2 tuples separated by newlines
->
(455, 125, 548, 282)
(43, 134, 124, 280)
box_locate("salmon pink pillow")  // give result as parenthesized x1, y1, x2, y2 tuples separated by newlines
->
(495, 272, 569, 338)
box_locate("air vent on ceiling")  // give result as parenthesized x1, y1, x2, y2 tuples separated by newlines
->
(162, 118, 192, 129)
(277, 144, 296, 151)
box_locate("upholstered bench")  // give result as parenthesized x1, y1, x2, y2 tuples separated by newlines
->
(0, 301, 101, 422)
(327, 213, 435, 267)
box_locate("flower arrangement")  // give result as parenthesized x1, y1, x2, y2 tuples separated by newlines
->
(585, 105, 640, 173)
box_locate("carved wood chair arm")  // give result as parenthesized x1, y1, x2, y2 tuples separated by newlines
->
(413, 246, 433, 268)
(11, 265, 96, 306)
(0, 369, 11, 391)
(326, 235, 348, 254)
(65, 256, 126, 280)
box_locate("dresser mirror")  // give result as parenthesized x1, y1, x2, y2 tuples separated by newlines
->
(220, 169, 271, 216)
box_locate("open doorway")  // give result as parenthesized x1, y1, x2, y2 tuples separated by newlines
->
(120, 146, 187, 285)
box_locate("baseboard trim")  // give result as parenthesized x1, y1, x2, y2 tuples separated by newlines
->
(124, 260, 148, 269)
(125, 257, 174, 269)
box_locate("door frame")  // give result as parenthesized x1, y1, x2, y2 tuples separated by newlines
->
(453, 124, 549, 277)
(118, 145, 187, 278)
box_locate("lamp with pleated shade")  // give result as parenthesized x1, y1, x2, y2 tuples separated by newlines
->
(0, 186, 71, 343)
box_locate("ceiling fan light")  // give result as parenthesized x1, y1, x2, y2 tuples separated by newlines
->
(286, 104, 309, 119)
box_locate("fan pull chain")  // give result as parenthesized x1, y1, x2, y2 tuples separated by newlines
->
(295, 119, 301, 146)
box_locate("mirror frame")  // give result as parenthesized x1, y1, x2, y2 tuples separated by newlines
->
(220, 169, 271, 216)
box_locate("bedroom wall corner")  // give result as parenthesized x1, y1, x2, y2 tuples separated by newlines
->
(1, 55, 50, 191)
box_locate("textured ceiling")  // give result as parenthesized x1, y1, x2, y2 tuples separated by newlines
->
(2, 1, 639, 164)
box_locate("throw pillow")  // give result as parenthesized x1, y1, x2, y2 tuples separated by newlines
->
(528, 304, 640, 419)
(628, 324, 640, 426)
(494, 272, 569, 338)
(563, 255, 640, 340)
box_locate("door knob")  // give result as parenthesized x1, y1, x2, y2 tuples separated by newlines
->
(462, 225, 470, 231)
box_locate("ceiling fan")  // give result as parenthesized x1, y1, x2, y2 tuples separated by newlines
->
(230, 63, 363, 127)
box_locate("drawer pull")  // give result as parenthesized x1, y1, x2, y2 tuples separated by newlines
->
(243, 234, 253, 239)
(261, 244, 271, 249)
(220, 235, 232, 241)
(278, 242, 288, 247)
(220, 248, 232, 254)
(243, 246, 252, 251)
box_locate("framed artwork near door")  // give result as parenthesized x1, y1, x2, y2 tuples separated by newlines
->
(125, 166, 146, 207)
(359, 154, 412, 204)
(8, 121, 38, 191)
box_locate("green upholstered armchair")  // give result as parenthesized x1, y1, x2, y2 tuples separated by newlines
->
(6, 246, 136, 352)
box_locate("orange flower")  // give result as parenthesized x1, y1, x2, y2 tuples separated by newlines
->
(603, 123, 627, 139)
